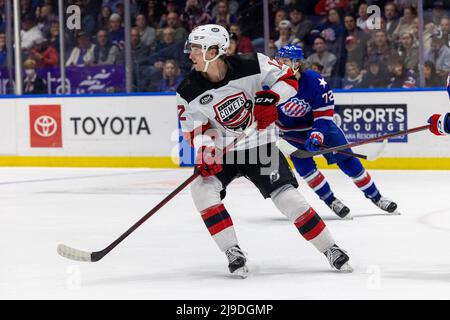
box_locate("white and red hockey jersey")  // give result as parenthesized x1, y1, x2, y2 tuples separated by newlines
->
(176, 53, 298, 151)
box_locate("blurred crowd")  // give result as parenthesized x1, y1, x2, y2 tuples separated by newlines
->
(0, 0, 449, 93)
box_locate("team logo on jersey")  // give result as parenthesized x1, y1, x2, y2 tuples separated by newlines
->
(200, 94, 213, 105)
(213, 92, 253, 131)
(281, 98, 311, 117)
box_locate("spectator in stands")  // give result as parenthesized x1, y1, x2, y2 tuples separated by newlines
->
(131, 27, 150, 68)
(20, 0, 33, 17)
(155, 27, 177, 52)
(49, 21, 60, 53)
(145, 0, 164, 28)
(98, 6, 112, 31)
(226, 31, 238, 56)
(274, 20, 295, 50)
(165, 12, 188, 42)
(392, 6, 417, 42)
(366, 30, 399, 68)
(428, 0, 447, 28)
(425, 31, 450, 76)
(211, 0, 237, 30)
(310, 62, 324, 74)
(314, 0, 350, 16)
(316, 8, 345, 55)
(28, 37, 58, 67)
(341, 61, 363, 89)
(115, 3, 124, 19)
(440, 16, 450, 45)
(158, 59, 183, 92)
(135, 14, 156, 49)
(21, 14, 44, 52)
(180, 0, 211, 32)
(208, 0, 239, 16)
(342, 13, 370, 63)
(305, 36, 337, 80)
(424, 60, 445, 87)
(356, 2, 369, 31)
(93, 29, 121, 65)
(344, 35, 365, 70)
(271, 8, 287, 40)
(229, 23, 254, 53)
(66, 31, 95, 67)
(361, 58, 390, 88)
(36, 3, 55, 38)
(23, 59, 46, 94)
(0, 33, 6, 67)
(387, 60, 416, 88)
(288, 5, 313, 43)
(398, 32, 419, 71)
(108, 13, 125, 49)
(384, 2, 400, 41)
(76, 0, 96, 36)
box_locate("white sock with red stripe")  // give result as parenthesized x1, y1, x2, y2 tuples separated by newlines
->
(294, 207, 334, 253)
(201, 203, 238, 252)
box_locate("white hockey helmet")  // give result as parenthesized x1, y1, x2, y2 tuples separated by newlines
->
(184, 24, 230, 72)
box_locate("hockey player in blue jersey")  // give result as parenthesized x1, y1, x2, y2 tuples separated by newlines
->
(428, 73, 450, 136)
(275, 44, 398, 218)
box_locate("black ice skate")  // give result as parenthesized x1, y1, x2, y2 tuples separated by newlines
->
(373, 196, 399, 214)
(328, 198, 351, 219)
(225, 245, 249, 278)
(324, 244, 353, 272)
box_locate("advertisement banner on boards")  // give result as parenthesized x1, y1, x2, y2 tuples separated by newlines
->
(29, 105, 63, 148)
(333, 104, 408, 143)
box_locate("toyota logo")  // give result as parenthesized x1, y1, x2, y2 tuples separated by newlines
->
(34, 115, 58, 137)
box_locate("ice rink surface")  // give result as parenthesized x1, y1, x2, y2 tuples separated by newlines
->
(1, 167, 450, 300)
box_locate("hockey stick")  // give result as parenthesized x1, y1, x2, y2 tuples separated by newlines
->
(57, 125, 256, 262)
(284, 124, 430, 159)
(278, 134, 388, 161)
(279, 135, 369, 160)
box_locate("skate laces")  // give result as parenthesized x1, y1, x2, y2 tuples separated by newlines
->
(226, 246, 247, 263)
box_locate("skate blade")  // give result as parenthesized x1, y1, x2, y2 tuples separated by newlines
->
(341, 214, 353, 220)
(231, 265, 249, 279)
(337, 262, 354, 273)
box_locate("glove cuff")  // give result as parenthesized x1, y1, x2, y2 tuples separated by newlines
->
(429, 114, 446, 136)
(310, 131, 324, 144)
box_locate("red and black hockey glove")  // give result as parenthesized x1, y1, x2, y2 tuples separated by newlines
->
(428, 113, 450, 136)
(195, 145, 223, 177)
(254, 90, 280, 130)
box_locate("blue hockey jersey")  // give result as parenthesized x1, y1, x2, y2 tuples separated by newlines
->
(276, 70, 335, 136)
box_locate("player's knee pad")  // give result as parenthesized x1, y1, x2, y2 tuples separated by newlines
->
(337, 156, 364, 178)
(292, 157, 317, 178)
(270, 184, 310, 222)
(191, 176, 223, 212)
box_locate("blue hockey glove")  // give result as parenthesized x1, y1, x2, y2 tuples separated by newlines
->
(305, 131, 324, 152)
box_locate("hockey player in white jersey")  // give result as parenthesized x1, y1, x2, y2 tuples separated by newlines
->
(176, 24, 353, 278)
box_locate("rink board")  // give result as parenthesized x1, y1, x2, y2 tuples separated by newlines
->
(0, 90, 448, 169)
